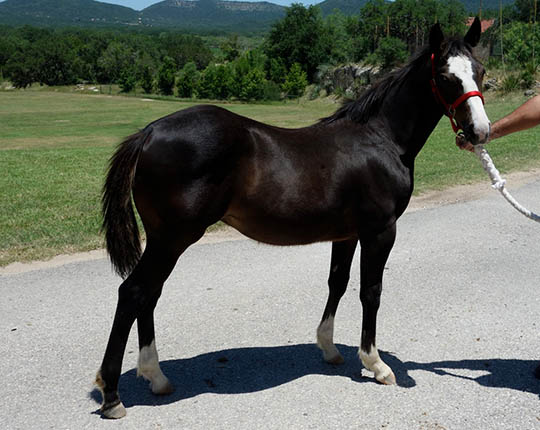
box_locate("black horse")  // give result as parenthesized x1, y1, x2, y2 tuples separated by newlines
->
(96, 20, 491, 418)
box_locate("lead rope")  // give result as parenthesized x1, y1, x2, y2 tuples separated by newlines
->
(472, 140, 540, 222)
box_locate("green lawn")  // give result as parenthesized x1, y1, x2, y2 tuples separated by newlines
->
(415, 92, 540, 194)
(1, 90, 539, 265)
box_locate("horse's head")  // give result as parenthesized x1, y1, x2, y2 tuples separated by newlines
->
(429, 18, 490, 145)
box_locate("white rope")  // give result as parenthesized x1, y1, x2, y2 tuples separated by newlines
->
(474, 144, 540, 222)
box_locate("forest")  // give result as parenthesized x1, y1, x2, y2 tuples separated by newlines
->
(1, 0, 539, 101)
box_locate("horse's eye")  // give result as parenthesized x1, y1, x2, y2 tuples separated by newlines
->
(439, 74, 450, 82)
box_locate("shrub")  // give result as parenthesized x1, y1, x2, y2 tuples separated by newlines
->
(263, 80, 282, 101)
(500, 74, 520, 93)
(519, 62, 537, 89)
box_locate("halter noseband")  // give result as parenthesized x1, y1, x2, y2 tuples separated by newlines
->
(430, 53, 484, 133)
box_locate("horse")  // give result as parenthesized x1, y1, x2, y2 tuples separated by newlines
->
(95, 19, 490, 418)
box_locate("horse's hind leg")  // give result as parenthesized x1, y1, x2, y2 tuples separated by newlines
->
(358, 224, 396, 385)
(136, 293, 173, 396)
(317, 239, 358, 364)
(96, 229, 203, 419)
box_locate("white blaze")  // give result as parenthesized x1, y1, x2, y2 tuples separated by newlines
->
(447, 55, 490, 142)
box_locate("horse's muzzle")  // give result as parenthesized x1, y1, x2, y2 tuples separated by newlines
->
(464, 122, 491, 145)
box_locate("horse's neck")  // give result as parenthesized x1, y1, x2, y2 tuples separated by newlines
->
(381, 66, 443, 161)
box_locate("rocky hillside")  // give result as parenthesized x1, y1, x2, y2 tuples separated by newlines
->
(0, 0, 285, 30)
(141, 0, 285, 30)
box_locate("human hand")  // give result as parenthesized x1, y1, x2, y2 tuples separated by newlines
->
(455, 132, 475, 152)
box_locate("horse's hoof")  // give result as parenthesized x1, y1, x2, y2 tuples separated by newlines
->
(376, 370, 396, 385)
(101, 401, 127, 419)
(151, 379, 175, 395)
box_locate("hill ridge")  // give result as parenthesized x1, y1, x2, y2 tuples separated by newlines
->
(0, 0, 516, 31)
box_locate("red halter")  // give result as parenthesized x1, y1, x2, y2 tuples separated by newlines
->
(430, 53, 484, 133)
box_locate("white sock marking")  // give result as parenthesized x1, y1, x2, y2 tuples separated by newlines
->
(138, 340, 171, 393)
(359, 345, 395, 384)
(317, 316, 342, 362)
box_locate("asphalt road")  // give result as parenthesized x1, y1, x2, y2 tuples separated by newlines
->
(1, 180, 539, 430)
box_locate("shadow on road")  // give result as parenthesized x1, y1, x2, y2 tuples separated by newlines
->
(90, 343, 539, 410)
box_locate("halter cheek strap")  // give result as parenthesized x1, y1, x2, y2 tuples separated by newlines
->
(430, 53, 484, 133)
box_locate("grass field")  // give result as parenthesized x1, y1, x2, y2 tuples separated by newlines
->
(1, 89, 539, 266)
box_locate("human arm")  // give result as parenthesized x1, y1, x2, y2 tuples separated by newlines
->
(456, 94, 540, 151)
(490, 94, 540, 139)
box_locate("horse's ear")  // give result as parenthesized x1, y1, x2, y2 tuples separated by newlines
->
(429, 22, 444, 55)
(465, 16, 481, 47)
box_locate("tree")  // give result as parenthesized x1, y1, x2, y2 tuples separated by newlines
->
(140, 66, 154, 94)
(97, 41, 133, 84)
(267, 57, 287, 85)
(197, 63, 233, 100)
(5, 48, 36, 88)
(35, 38, 77, 86)
(119, 69, 137, 93)
(342, 15, 371, 62)
(322, 11, 355, 64)
(157, 56, 176, 96)
(158, 33, 213, 69)
(177, 62, 199, 98)
(436, 0, 467, 38)
(512, 0, 540, 23)
(265, 4, 331, 80)
(239, 68, 266, 101)
(221, 34, 240, 62)
(503, 21, 540, 68)
(0, 34, 18, 79)
(370, 37, 408, 70)
(231, 50, 267, 99)
(358, 0, 389, 54)
(0, 26, 217, 89)
(282, 63, 308, 97)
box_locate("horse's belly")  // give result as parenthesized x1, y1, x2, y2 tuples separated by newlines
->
(221, 209, 357, 246)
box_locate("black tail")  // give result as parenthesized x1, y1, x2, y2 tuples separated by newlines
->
(102, 130, 149, 278)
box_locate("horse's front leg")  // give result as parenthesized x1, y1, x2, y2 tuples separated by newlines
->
(358, 223, 396, 385)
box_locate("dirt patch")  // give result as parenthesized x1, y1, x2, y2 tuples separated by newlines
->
(2, 168, 539, 276)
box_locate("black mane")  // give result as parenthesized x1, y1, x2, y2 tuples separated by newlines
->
(321, 38, 470, 125)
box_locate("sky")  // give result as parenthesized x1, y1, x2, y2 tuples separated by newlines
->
(101, 0, 319, 10)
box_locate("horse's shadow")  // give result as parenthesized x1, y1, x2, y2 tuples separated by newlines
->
(90, 344, 540, 409)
